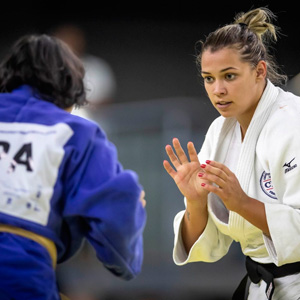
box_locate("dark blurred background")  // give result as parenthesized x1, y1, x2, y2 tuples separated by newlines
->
(1, 1, 299, 299)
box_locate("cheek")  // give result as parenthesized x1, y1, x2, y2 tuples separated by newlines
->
(239, 80, 255, 95)
(233, 77, 253, 95)
(204, 83, 213, 97)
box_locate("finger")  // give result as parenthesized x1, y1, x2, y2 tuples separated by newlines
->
(187, 141, 199, 163)
(206, 160, 231, 177)
(203, 161, 228, 182)
(140, 190, 145, 199)
(163, 159, 177, 179)
(200, 182, 223, 198)
(172, 138, 189, 164)
(139, 190, 146, 207)
(165, 144, 181, 169)
(140, 197, 146, 208)
(199, 172, 226, 189)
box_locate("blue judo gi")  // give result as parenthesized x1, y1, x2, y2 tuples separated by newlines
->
(0, 85, 146, 299)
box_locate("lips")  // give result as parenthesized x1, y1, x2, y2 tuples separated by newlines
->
(216, 101, 232, 109)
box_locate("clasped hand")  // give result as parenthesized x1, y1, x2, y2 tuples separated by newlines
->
(163, 138, 248, 213)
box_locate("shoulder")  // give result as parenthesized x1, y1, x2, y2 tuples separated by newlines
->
(207, 115, 226, 134)
(260, 88, 300, 146)
(205, 115, 236, 142)
(266, 88, 300, 130)
(64, 113, 108, 147)
(199, 115, 226, 156)
(66, 111, 99, 130)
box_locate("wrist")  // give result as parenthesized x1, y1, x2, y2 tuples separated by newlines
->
(234, 194, 251, 215)
(186, 197, 208, 212)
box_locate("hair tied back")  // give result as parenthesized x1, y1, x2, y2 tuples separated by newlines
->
(238, 22, 248, 29)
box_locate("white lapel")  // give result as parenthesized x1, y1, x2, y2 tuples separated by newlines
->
(208, 80, 279, 236)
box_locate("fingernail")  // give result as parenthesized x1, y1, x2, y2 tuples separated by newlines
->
(206, 160, 211, 164)
(200, 164, 206, 168)
(201, 183, 206, 187)
(198, 173, 203, 177)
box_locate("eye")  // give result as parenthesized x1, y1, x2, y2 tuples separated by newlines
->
(225, 73, 236, 80)
(203, 76, 214, 84)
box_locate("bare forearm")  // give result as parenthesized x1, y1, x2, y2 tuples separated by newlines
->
(236, 196, 270, 237)
(181, 201, 208, 253)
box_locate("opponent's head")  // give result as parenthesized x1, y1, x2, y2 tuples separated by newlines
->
(0, 34, 87, 109)
(196, 7, 287, 86)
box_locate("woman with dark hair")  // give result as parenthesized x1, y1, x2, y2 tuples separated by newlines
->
(0, 34, 146, 299)
(0, 34, 86, 109)
(164, 7, 300, 300)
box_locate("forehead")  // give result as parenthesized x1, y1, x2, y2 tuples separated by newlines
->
(201, 47, 245, 72)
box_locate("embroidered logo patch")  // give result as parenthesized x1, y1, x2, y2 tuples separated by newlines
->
(283, 157, 297, 174)
(260, 171, 277, 199)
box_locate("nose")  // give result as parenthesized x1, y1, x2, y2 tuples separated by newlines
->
(213, 80, 227, 96)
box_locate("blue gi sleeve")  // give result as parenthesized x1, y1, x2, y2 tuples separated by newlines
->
(62, 123, 146, 280)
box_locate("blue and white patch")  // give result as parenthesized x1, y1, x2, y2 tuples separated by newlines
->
(0, 122, 73, 225)
(260, 171, 277, 200)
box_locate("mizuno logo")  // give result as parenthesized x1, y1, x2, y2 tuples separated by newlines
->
(283, 157, 295, 168)
(283, 158, 297, 174)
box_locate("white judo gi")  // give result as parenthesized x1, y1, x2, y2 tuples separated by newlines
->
(173, 80, 300, 299)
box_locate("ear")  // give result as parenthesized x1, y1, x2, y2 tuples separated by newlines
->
(256, 60, 267, 80)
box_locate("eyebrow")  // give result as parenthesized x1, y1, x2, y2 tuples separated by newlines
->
(201, 67, 238, 74)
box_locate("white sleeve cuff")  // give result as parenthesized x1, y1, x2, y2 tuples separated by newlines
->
(173, 211, 231, 265)
(264, 202, 300, 266)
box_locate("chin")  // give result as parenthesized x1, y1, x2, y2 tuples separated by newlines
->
(218, 111, 234, 118)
